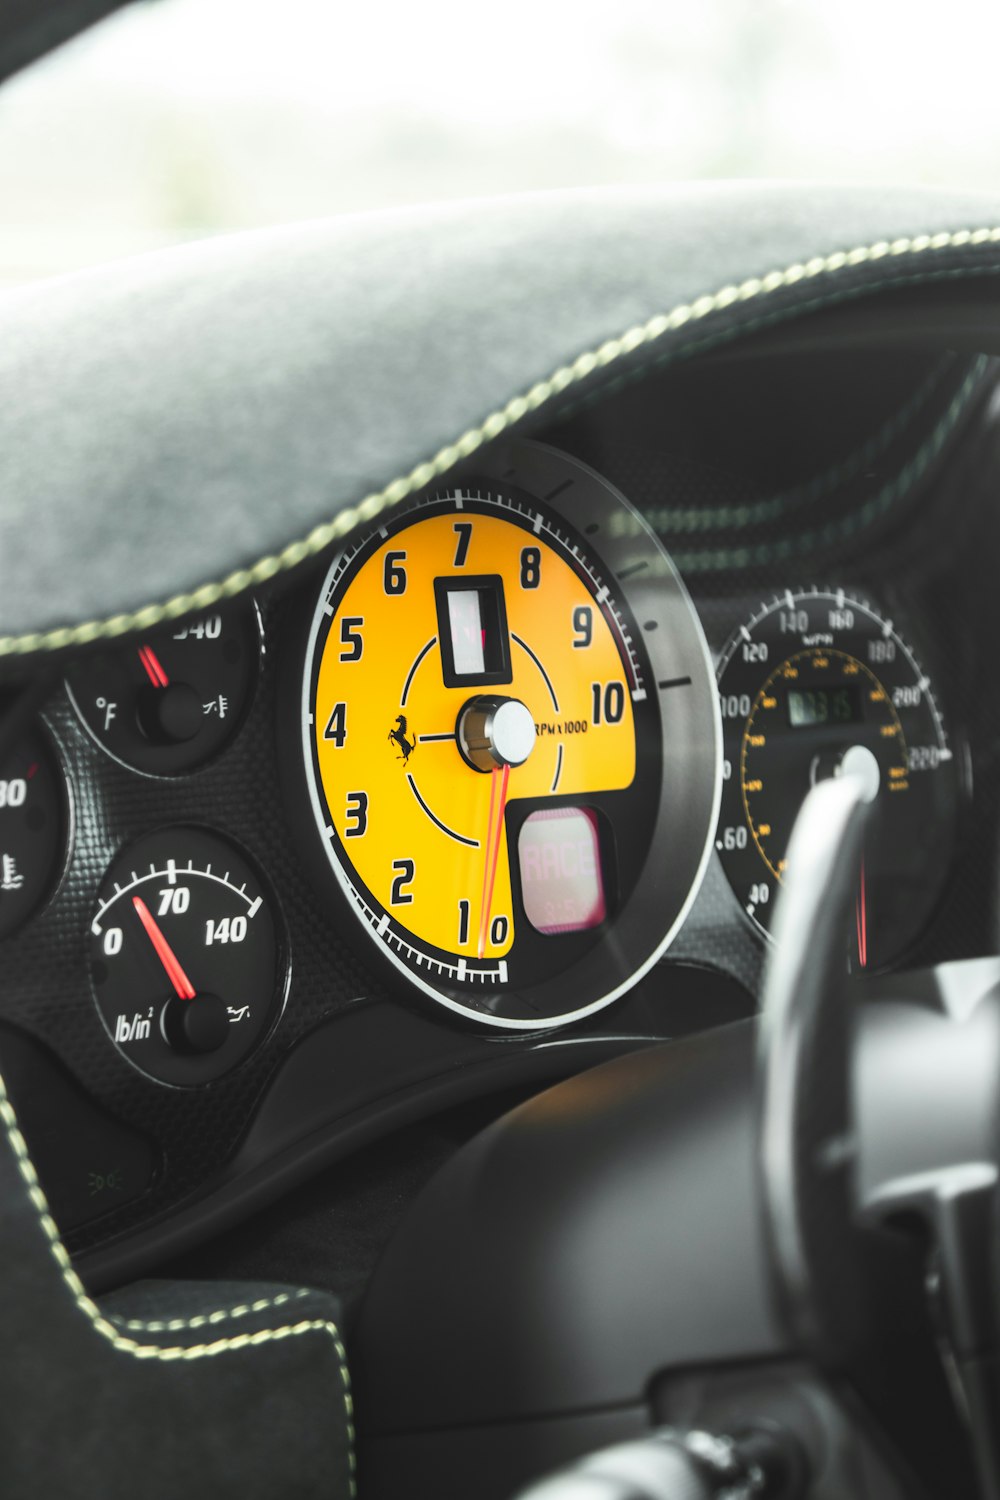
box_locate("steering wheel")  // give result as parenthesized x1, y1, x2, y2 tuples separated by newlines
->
(354, 764, 1000, 1500)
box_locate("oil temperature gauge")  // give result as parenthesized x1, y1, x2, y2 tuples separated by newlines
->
(89, 827, 283, 1085)
(67, 603, 260, 776)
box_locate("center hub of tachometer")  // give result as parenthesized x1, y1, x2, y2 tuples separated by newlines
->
(458, 695, 537, 772)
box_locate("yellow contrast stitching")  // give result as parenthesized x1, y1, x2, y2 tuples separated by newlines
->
(0, 1083, 356, 1496)
(109, 1287, 312, 1332)
(2, 224, 1000, 663)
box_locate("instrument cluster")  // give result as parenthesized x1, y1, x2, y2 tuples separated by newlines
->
(0, 492, 974, 1079)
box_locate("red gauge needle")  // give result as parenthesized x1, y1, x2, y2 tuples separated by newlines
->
(855, 856, 868, 970)
(132, 895, 196, 1000)
(477, 763, 511, 960)
(138, 644, 169, 689)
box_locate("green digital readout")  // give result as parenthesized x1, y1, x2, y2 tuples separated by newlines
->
(787, 684, 862, 730)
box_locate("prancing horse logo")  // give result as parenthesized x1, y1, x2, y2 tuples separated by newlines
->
(389, 714, 415, 764)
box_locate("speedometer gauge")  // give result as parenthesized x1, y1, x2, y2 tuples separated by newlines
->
(301, 442, 720, 1030)
(717, 589, 959, 969)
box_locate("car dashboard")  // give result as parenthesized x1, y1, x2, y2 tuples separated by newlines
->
(2, 329, 997, 1299)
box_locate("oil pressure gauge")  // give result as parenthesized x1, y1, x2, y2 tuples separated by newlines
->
(67, 603, 260, 776)
(89, 827, 283, 1085)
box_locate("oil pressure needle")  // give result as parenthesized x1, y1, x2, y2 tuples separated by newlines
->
(478, 763, 511, 959)
(132, 894, 197, 1000)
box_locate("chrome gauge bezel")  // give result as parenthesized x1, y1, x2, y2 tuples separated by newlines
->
(300, 439, 722, 1031)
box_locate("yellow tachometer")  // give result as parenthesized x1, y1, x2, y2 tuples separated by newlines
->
(313, 508, 636, 965)
(301, 441, 721, 1029)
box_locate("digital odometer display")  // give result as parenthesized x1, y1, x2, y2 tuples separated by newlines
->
(716, 588, 959, 970)
(301, 442, 721, 1030)
(787, 684, 862, 730)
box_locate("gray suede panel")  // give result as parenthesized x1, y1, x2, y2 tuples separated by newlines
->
(0, 1099, 355, 1499)
(3, 181, 1000, 641)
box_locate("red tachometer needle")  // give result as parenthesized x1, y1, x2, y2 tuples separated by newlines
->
(132, 895, 196, 1000)
(477, 763, 511, 960)
(138, 644, 169, 689)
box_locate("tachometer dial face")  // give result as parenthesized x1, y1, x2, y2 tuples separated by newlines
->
(302, 441, 721, 1030)
(67, 604, 260, 776)
(89, 827, 283, 1085)
(0, 724, 69, 939)
(716, 589, 958, 969)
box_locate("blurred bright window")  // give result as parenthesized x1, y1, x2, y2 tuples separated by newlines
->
(0, 0, 996, 285)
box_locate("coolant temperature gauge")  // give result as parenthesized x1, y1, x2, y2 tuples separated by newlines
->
(66, 603, 260, 775)
(89, 827, 284, 1085)
(0, 724, 68, 939)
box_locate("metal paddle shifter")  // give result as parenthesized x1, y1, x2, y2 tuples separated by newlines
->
(509, 1426, 805, 1500)
(757, 764, 1000, 1500)
(510, 769, 877, 1500)
(356, 768, 1000, 1500)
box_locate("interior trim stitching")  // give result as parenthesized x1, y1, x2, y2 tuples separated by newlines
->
(108, 1286, 313, 1332)
(0, 1085, 357, 1497)
(2, 224, 1000, 660)
(674, 352, 989, 571)
(646, 351, 962, 533)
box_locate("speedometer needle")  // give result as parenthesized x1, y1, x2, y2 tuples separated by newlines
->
(477, 763, 511, 959)
(132, 895, 196, 1000)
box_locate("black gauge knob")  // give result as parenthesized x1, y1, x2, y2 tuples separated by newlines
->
(160, 992, 230, 1054)
(0, 723, 69, 940)
(138, 681, 204, 745)
(66, 603, 261, 776)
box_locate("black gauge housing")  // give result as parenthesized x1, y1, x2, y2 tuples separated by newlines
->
(66, 603, 261, 777)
